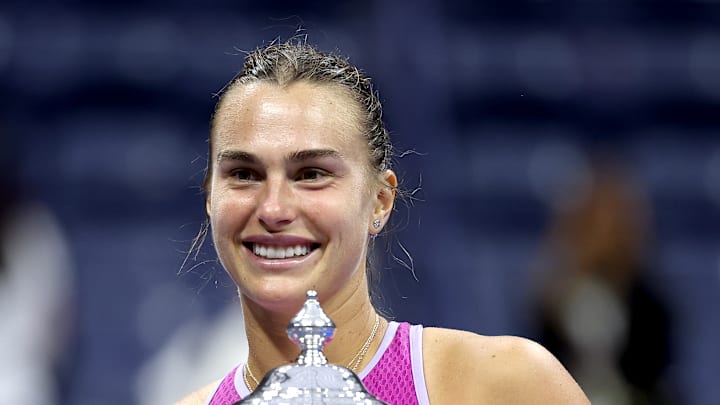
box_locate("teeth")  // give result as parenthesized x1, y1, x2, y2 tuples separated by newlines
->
(253, 244, 310, 259)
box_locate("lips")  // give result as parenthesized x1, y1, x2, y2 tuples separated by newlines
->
(241, 236, 320, 260)
(249, 243, 316, 259)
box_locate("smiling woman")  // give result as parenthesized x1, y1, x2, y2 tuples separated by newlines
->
(175, 39, 590, 405)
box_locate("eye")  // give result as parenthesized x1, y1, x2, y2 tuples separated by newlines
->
(295, 168, 330, 182)
(230, 168, 260, 182)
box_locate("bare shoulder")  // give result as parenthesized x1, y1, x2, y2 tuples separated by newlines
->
(423, 328, 589, 405)
(172, 380, 220, 405)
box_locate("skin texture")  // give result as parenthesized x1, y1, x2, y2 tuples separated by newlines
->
(423, 329, 590, 404)
(207, 81, 389, 316)
(175, 81, 590, 405)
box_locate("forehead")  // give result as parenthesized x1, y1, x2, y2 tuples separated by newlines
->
(211, 81, 365, 156)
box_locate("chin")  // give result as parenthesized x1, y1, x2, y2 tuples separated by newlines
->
(241, 281, 319, 314)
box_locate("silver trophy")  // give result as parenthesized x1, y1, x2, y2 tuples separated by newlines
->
(236, 290, 387, 405)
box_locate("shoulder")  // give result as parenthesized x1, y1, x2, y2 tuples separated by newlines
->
(173, 380, 220, 405)
(422, 328, 589, 405)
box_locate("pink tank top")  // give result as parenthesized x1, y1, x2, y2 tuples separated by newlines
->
(205, 322, 430, 405)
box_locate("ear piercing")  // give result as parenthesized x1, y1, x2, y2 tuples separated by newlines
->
(373, 219, 381, 229)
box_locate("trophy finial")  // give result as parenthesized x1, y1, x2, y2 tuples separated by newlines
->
(287, 290, 336, 366)
(236, 290, 387, 404)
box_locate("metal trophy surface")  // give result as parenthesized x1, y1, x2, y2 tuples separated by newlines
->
(235, 290, 387, 405)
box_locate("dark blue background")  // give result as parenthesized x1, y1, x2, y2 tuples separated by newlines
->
(1, 1, 719, 404)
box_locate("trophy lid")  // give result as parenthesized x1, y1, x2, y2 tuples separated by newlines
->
(287, 290, 335, 366)
(236, 290, 387, 405)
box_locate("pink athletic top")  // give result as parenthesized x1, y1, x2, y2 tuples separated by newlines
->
(205, 322, 431, 405)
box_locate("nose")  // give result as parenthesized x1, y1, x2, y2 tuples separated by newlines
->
(256, 175, 296, 231)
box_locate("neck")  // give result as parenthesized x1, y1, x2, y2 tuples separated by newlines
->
(240, 276, 387, 381)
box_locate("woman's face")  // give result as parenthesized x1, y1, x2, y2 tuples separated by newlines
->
(206, 81, 393, 313)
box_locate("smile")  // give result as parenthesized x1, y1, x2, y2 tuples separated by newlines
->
(247, 243, 319, 259)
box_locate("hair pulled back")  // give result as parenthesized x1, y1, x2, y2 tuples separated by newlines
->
(193, 40, 408, 313)
(205, 40, 393, 191)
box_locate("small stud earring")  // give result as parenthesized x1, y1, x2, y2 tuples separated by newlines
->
(373, 219, 381, 229)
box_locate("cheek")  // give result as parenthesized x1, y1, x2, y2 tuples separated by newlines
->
(209, 190, 254, 236)
(305, 188, 374, 235)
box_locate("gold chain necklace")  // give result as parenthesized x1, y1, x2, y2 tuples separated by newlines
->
(346, 313, 380, 372)
(243, 313, 381, 391)
(243, 362, 260, 391)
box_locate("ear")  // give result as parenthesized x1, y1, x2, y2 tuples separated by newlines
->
(205, 194, 212, 218)
(369, 170, 397, 235)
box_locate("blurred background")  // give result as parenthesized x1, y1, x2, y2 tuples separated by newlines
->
(1, 0, 719, 404)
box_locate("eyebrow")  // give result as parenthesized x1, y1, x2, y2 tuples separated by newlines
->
(216, 148, 342, 164)
(287, 149, 343, 162)
(216, 150, 259, 164)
